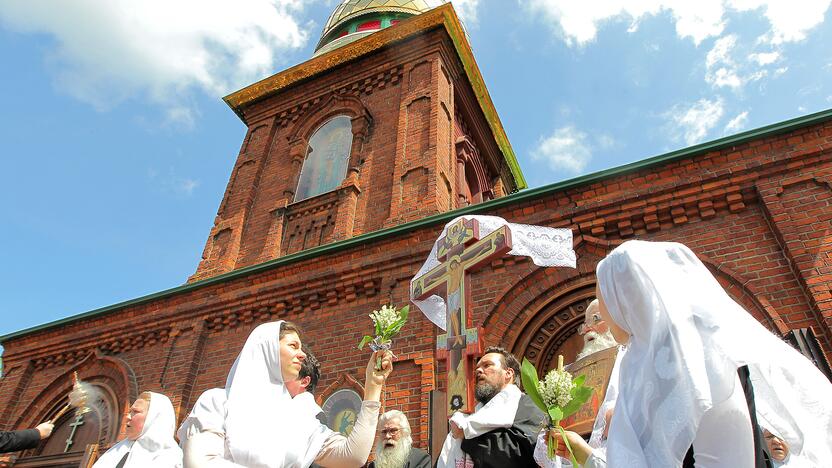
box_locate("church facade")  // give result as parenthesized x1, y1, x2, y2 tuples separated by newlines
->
(1, 2, 831, 466)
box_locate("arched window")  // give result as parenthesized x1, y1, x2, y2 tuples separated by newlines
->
(295, 116, 353, 201)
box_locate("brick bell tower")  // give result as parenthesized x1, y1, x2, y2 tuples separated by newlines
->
(190, 0, 526, 282)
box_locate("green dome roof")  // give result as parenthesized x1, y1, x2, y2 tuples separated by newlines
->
(315, 0, 444, 55)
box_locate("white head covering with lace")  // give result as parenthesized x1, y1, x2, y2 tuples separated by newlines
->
(596, 240, 832, 466)
(224, 321, 331, 468)
(411, 215, 576, 329)
(92, 392, 182, 468)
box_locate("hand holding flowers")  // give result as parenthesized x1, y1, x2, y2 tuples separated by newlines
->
(522, 355, 593, 466)
(358, 304, 409, 370)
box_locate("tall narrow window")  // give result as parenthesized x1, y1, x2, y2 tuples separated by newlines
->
(295, 116, 353, 201)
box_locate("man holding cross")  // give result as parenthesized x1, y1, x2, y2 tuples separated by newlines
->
(412, 215, 575, 468)
(437, 346, 546, 468)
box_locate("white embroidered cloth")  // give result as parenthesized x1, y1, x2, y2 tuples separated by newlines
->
(411, 215, 576, 330)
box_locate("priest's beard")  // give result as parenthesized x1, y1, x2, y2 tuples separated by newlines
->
(475, 383, 500, 404)
(576, 330, 618, 360)
(374, 436, 412, 468)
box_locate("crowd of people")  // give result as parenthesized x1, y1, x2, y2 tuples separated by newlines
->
(4, 240, 831, 467)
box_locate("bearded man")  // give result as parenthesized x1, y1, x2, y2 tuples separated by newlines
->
(368, 410, 430, 468)
(576, 299, 618, 361)
(437, 346, 546, 468)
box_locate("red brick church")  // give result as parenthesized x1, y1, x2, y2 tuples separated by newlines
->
(1, 1, 830, 466)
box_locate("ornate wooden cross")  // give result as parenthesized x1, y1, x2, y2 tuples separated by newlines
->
(411, 218, 512, 416)
(64, 412, 85, 453)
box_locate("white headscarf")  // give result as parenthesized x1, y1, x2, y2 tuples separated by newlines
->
(93, 392, 182, 468)
(596, 240, 832, 466)
(176, 387, 226, 447)
(224, 321, 331, 468)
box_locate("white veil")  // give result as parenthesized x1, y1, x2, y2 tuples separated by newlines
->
(224, 321, 330, 468)
(176, 387, 226, 447)
(596, 240, 832, 466)
(92, 392, 182, 468)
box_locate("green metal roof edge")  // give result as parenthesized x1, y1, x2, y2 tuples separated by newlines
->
(440, 7, 527, 191)
(3, 107, 831, 344)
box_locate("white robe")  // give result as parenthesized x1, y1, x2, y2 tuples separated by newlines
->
(436, 384, 522, 468)
(223, 321, 331, 468)
(92, 392, 182, 468)
(596, 240, 832, 466)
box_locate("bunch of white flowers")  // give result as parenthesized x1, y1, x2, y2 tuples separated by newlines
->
(538, 368, 575, 409)
(369, 305, 401, 335)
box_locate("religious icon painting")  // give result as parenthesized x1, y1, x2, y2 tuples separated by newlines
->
(561, 346, 619, 435)
(322, 389, 363, 436)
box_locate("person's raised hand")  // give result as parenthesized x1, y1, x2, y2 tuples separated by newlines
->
(549, 429, 591, 465)
(364, 350, 393, 401)
(36, 422, 54, 439)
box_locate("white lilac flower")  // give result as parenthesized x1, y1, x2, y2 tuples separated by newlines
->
(538, 368, 575, 409)
(370, 304, 400, 331)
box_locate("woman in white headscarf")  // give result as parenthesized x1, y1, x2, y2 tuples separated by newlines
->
(93, 391, 182, 467)
(552, 240, 832, 467)
(183, 320, 393, 468)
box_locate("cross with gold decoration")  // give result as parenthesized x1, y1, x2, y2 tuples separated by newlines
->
(411, 218, 512, 416)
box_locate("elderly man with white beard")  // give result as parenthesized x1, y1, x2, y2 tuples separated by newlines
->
(576, 299, 618, 361)
(367, 410, 430, 468)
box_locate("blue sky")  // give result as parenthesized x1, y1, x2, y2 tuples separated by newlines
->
(1, 0, 831, 340)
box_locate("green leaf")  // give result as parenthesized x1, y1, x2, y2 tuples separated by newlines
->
(520, 358, 546, 412)
(399, 304, 410, 321)
(572, 374, 586, 388)
(557, 425, 580, 467)
(561, 385, 594, 418)
(358, 335, 373, 349)
(548, 406, 564, 422)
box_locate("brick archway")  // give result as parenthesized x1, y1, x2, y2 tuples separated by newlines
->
(13, 351, 137, 465)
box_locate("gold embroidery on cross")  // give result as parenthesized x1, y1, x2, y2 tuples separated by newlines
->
(412, 218, 512, 415)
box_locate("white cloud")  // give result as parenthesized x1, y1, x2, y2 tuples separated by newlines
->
(724, 111, 749, 134)
(522, 0, 725, 46)
(521, 1, 830, 47)
(0, 0, 309, 117)
(729, 0, 832, 45)
(148, 167, 200, 197)
(749, 51, 780, 65)
(532, 126, 614, 174)
(705, 35, 742, 89)
(449, 0, 481, 25)
(665, 98, 725, 145)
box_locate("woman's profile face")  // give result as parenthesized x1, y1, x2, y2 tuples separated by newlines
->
(279, 332, 306, 383)
(595, 283, 630, 345)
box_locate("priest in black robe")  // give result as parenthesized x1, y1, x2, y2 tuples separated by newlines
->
(437, 346, 546, 468)
(0, 422, 53, 454)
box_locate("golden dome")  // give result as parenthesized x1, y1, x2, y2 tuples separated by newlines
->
(315, 0, 444, 54)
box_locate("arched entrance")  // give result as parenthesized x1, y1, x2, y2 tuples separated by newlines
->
(508, 279, 596, 372)
(12, 352, 135, 467)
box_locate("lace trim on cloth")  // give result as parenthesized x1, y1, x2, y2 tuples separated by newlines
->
(411, 215, 576, 330)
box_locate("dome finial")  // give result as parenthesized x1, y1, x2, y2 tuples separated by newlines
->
(315, 0, 445, 56)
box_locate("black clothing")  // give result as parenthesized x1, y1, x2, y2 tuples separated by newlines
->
(369, 447, 431, 468)
(683, 366, 772, 468)
(0, 429, 40, 454)
(459, 394, 546, 468)
(114, 452, 129, 468)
